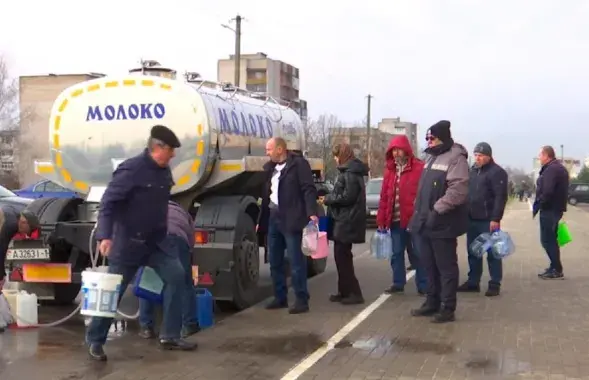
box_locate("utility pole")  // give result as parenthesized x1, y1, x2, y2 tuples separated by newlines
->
(560, 144, 564, 161)
(222, 15, 244, 87)
(366, 94, 373, 177)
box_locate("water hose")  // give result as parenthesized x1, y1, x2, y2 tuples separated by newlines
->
(3, 222, 140, 328)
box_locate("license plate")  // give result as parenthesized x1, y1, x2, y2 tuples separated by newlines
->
(6, 248, 50, 260)
(22, 263, 72, 283)
(369, 210, 377, 216)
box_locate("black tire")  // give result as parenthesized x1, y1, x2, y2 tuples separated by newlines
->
(230, 211, 260, 310)
(26, 198, 87, 306)
(307, 202, 327, 277)
(569, 197, 578, 206)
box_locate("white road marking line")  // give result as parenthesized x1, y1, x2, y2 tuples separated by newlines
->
(527, 199, 533, 211)
(280, 270, 417, 380)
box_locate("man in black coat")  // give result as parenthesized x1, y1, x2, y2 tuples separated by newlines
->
(258, 137, 318, 314)
(533, 145, 569, 279)
(458, 142, 508, 297)
(87, 125, 196, 361)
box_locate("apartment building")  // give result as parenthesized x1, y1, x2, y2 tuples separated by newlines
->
(377, 117, 419, 154)
(217, 52, 308, 121)
(18, 73, 104, 186)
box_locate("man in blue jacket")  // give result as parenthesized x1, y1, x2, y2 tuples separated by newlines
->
(458, 142, 508, 297)
(534, 145, 569, 279)
(258, 137, 318, 314)
(86, 125, 196, 361)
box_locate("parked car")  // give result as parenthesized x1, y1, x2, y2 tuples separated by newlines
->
(0, 186, 34, 209)
(14, 180, 79, 199)
(568, 183, 589, 205)
(365, 177, 383, 226)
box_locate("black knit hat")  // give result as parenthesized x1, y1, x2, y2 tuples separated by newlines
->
(151, 125, 181, 148)
(427, 120, 452, 142)
(473, 142, 492, 157)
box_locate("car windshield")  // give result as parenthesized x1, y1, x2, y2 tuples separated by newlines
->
(0, 186, 16, 197)
(366, 179, 383, 195)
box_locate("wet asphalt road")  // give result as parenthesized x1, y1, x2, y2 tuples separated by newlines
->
(0, 232, 374, 379)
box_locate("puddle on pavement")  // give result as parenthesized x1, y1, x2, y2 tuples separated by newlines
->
(218, 332, 324, 358)
(334, 336, 454, 356)
(463, 349, 532, 376)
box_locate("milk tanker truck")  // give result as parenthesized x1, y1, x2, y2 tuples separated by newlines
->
(5, 64, 326, 309)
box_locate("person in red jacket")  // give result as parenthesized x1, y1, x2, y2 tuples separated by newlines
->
(377, 135, 427, 294)
(12, 210, 41, 241)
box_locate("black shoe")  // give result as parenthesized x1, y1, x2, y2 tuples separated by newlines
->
(289, 302, 309, 314)
(485, 286, 500, 297)
(410, 302, 440, 317)
(540, 270, 564, 280)
(138, 326, 156, 339)
(538, 268, 552, 277)
(431, 309, 455, 324)
(181, 323, 201, 339)
(457, 282, 480, 292)
(88, 344, 107, 361)
(159, 338, 198, 351)
(265, 298, 288, 310)
(329, 294, 344, 303)
(384, 286, 404, 294)
(341, 294, 365, 305)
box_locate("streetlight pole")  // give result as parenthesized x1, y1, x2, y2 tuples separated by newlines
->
(222, 15, 244, 87)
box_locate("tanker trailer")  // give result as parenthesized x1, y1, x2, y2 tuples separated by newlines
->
(5, 71, 325, 309)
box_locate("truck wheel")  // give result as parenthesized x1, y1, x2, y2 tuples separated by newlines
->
(307, 201, 327, 277)
(230, 211, 260, 310)
(26, 198, 87, 306)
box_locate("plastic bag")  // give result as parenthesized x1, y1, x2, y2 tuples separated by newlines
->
(0, 293, 14, 328)
(469, 232, 493, 259)
(302, 222, 319, 256)
(469, 230, 515, 260)
(370, 230, 392, 260)
(557, 221, 572, 247)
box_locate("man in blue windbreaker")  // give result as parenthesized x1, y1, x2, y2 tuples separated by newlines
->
(86, 125, 197, 361)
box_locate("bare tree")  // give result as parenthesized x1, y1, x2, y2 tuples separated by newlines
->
(304, 114, 345, 181)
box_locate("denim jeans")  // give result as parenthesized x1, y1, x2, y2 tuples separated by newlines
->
(86, 238, 185, 345)
(138, 235, 198, 331)
(466, 219, 503, 287)
(390, 222, 427, 291)
(539, 210, 563, 272)
(268, 212, 309, 304)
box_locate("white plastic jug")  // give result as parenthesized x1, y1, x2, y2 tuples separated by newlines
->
(80, 270, 123, 318)
(15, 290, 38, 327)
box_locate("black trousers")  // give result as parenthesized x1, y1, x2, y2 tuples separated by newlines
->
(414, 233, 459, 311)
(333, 241, 362, 297)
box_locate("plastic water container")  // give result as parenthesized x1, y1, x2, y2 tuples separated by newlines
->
(488, 230, 516, 259)
(371, 230, 392, 260)
(3, 290, 18, 320)
(302, 222, 319, 256)
(133, 266, 163, 304)
(80, 270, 123, 318)
(195, 288, 213, 329)
(15, 291, 38, 327)
(469, 233, 493, 258)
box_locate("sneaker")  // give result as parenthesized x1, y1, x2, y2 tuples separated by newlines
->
(540, 270, 564, 280)
(538, 268, 552, 277)
(265, 298, 288, 310)
(384, 286, 404, 294)
(159, 338, 198, 351)
(431, 309, 455, 324)
(341, 294, 365, 305)
(329, 294, 344, 303)
(289, 301, 309, 314)
(138, 326, 156, 339)
(485, 286, 500, 297)
(410, 302, 440, 317)
(457, 282, 480, 292)
(88, 344, 107, 361)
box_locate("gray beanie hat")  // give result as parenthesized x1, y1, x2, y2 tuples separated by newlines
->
(473, 142, 492, 157)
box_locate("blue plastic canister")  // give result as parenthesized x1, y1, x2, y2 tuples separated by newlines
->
(133, 266, 163, 304)
(195, 288, 214, 329)
(318, 216, 330, 232)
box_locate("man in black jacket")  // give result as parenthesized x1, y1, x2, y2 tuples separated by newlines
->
(258, 137, 318, 314)
(534, 145, 569, 279)
(458, 142, 508, 297)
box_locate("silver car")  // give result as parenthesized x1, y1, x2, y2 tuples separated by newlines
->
(365, 177, 383, 226)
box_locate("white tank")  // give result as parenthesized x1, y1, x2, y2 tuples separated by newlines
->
(43, 75, 305, 195)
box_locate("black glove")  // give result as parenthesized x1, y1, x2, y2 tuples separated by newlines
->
(425, 210, 439, 229)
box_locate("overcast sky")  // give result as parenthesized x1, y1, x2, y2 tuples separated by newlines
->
(2, 0, 588, 170)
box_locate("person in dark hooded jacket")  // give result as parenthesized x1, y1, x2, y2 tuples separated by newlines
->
(323, 143, 368, 305)
(409, 120, 469, 324)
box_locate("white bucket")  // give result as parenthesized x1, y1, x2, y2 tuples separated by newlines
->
(80, 270, 123, 318)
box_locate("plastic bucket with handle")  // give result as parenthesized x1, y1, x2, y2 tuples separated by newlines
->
(80, 270, 123, 318)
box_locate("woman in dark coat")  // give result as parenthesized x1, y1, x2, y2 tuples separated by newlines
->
(323, 143, 369, 305)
